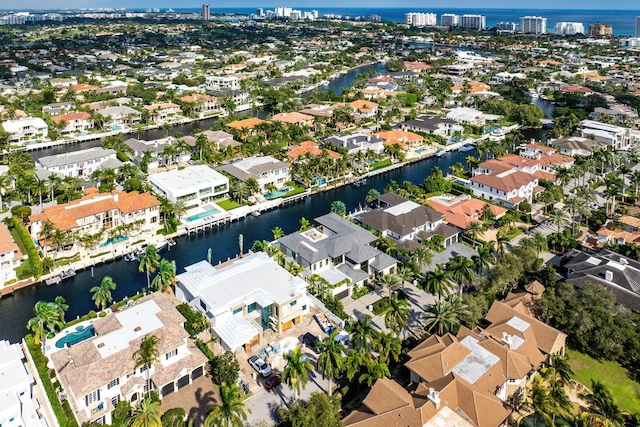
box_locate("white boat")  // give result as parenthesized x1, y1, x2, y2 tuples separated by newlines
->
(156, 241, 168, 252)
(528, 88, 539, 98)
(457, 144, 475, 152)
(489, 129, 506, 141)
(167, 238, 176, 247)
(252, 211, 261, 217)
(434, 150, 445, 157)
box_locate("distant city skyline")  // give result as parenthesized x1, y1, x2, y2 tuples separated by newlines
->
(5, 0, 640, 11)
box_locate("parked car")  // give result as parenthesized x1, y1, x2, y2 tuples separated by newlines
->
(302, 332, 321, 353)
(248, 355, 272, 377)
(264, 374, 281, 390)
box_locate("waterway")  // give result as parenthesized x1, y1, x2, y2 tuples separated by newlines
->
(0, 150, 470, 342)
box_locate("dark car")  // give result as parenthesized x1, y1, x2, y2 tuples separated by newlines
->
(302, 332, 321, 353)
(265, 374, 281, 390)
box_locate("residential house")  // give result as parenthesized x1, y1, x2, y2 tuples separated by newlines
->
(446, 107, 486, 126)
(208, 89, 249, 108)
(226, 117, 265, 134)
(563, 249, 640, 310)
(148, 165, 229, 207)
(2, 117, 48, 144)
(42, 101, 76, 115)
(143, 103, 182, 123)
(426, 194, 507, 230)
(50, 292, 208, 425)
(218, 156, 290, 191)
(549, 136, 606, 157)
(96, 106, 141, 127)
(35, 147, 122, 178)
(325, 132, 384, 155)
(52, 111, 93, 136)
(271, 112, 314, 126)
(277, 213, 397, 298)
(176, 251, 310, 351)
(0, 339, 52, 427)
(468, 169, 542, 208)
(580, 120, 634, 150)
(179, 94, 220, 118)
(401, 115, 464, 138)
(0, 222, 22, 286)
(373, 130, 423, 150)
(346, 100, 378, 119)
(29, 188, 161, 247)
(357, 193, 460, 251)
(205, 75, 239, 90)
(299, 104, 334, 118)
(285, 140, 341, 160)
(124, 137, 191, 169)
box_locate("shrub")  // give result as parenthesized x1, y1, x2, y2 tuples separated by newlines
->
(322, 294, 348, 320)
(11, 205, 31, 219)
(210, 351, 240, 386)
(176, 303, 210, 336)
(9, 216, 42, 278)
(195, 339, 214, 360)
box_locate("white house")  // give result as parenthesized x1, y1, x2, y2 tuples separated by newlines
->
(0, 340, 50, 427)
(446, 107, 486, 126)
(218, 156, 291, 191)
(176, 251, 310, 351)
(205, 75, 239, 91)
(402, 115, 464, 137)
(0, 223, 21, 286)
(2, 117, 48, 145)
(96, 106, 141, 127)
(469, 169, 541, 208)
(50, 293, 208, 425)
(580, 120, 633, 150)
(148, 165, 229, 207)
(36, 147, 122, 178)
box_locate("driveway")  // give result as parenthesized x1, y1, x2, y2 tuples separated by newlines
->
(426, 243, 478, 271)
(160, 376, 219, 427)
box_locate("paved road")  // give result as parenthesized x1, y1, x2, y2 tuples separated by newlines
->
(243, 349, 327, 426)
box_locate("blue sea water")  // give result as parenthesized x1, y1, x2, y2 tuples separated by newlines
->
(174, 7, 640, 36)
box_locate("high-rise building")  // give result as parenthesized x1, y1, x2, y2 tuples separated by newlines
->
(440, 13, 459, 27)
(588, 22, 613, 37)
(256, 8, 263, 17)
(553, 22, 584, 35)
(496, 22, 518, 33)
(201, 4, 210, 21)
(520, 16, 547, 34)
(405, 12, 437, 27)
(459, 14, 486, 30)
(636, 16, 640, 37)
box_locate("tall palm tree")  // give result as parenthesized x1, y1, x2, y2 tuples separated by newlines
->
(378, 274, 401, 301)
(150, 259, 177, 293)
(423, 299, 461, 335)
(384, 292, 410, 337)
(365, 188, 380, 207)
(204, 382, 250, 427)
(316, 330, 346, 396)
(396, 266, 415, 289)
(530, 377, 553, 427)
(543, 368, 573, 424)
(138, 245, 161, 289)
(281, 346, 314, 398)
(422, 265, 453, 301)
(549, 208, 570, 233)
(446, 255, 474, 295)
(531, 231, 549, 259)
(411, 244, 433, 273)
(27, 300, 65, 348)
(90, 276, 117, 311)
(472, 242, 494, 274)
(350, 315, 378, 353)
(373, 331, 402, 364)
(495, 232, 510, 259)
(358, 359, 391, 387)
(271, 226, 284, 240)
(133, 334, 160, 397)
(128, 397, 163, 427)
(465, 220, 484, 248)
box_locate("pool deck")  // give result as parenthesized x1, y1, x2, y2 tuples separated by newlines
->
(45, 319, 94, 357)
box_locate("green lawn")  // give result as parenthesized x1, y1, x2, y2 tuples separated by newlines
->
(566, 349, 640, 413)
(216, 199, 243, 211)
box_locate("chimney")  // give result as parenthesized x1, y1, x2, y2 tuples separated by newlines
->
(427, 387, 440, 408)
(502, 332, 513, 349)
(605, 270, 614, 281)
(620, 257, 628, 266)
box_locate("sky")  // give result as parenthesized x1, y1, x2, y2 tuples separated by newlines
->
(6, 0, 640, 11)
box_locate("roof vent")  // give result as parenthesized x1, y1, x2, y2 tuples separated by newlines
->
(427, 387, 440, 409)
(605, 270, 614, 281)
(134, 326, 142, 332)
(620, 257, 628, 266)
(97, 342, 105, 348)
(502, 332, 513, 349)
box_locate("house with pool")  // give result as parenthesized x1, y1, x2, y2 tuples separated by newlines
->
(175, 251, 310, 352)
(276, 213, 397, 299)
(218, 155, 291, 192)
(148, 165, 229, 209)
(49, 292, 208, 425)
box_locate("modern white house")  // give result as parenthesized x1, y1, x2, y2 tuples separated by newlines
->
(176, 251, 310, 352)
(0, 223, 22, 286)
(2, 117, 48, 145)
(0, 339, 50, 427)
(124, 137, 191, 169)
(35, 147, 122, 178)
(205, 75, 239, 90)
(402, 115, 464, 137)
(277, 213, 397, 298)
(580, 120, 634, 150)
(445, 107, 486, 126)
(148, 165, 229, 207)
(50, 293, 208, 425)
(218, 156, 291, 191)
(96, 106, 142, 127)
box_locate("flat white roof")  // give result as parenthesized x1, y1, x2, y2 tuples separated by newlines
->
(452, 336, 500, 385)
(94, 299, 164, 358)
(149, 165, 228, 197)
(385, 200, 420, 216)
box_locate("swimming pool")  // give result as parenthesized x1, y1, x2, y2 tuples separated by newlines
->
(264, 189, 289, 200)
(415, 148, 429, 154)
(100, 235, 128, 247)
(314, 177, 327, 185)
(55, 325, 95, 349)
(185, 205, 221, 222)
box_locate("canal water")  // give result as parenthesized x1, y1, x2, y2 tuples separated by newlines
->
(0, 150, 470, 342)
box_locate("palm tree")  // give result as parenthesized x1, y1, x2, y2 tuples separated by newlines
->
(365, 188, 380, 207)
(27, 300, 65, 348)
(585, 380, 624, 424)
(378, 274, 401, 301)
(204, 382, 250, 427)
(530, 377, 553, 427)
(423, 299, 461, 335)
(472, 242, 494, 274)
(543, 368, 573, 424)
(422, 265, 453, 301)
(373, 331, 402, 364)
(90, 276, 117, 311)
(384, 292, 410, 337)
(549, 208, 570, 233)
(411, 244, 433, 272)
(531, 231, 549, 259)
(128, 397, 163, 427)
(271, 226, 284, 240)
(281, 346, 314, 398)
(133, 334, 160, 397)
(396, 266, 415, 289)
(495, 232, 510, 259)
(446, 255, 474, 294)
(329, 200, 346, 217)
(358, 359, 391, 387)
(138, 245, 161, 289)
(150, 259, 176, 293)
(546, 353, 573, 384)
(299, 217, 311, 231)
(316, 330, 346, 396)
(465, 220, 484, 248)
(350, 315, 378, 352)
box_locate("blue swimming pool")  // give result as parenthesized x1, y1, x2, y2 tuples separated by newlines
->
(185, 204, 221, 222)
(264, 189, 289, 200)
(100, 235, 128, 247)
(55, 325, 95, 349)
(314, 177, 327, 185)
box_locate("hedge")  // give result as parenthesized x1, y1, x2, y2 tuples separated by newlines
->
(25, 335, 79, 427)
(10, 216, 43, 278)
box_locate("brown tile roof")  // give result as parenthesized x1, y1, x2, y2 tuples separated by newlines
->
(362, 378, 414, 414)
(271, 112, 314, 124)
(226, 117, 265, 130)
(285, 140, 341, 159)
(71, 84, 98, 92)
(525, 280, 545, 295)
(470, 170, 536, 193)
(179, 94, 215, 103)
(426, 196, 507, 230)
